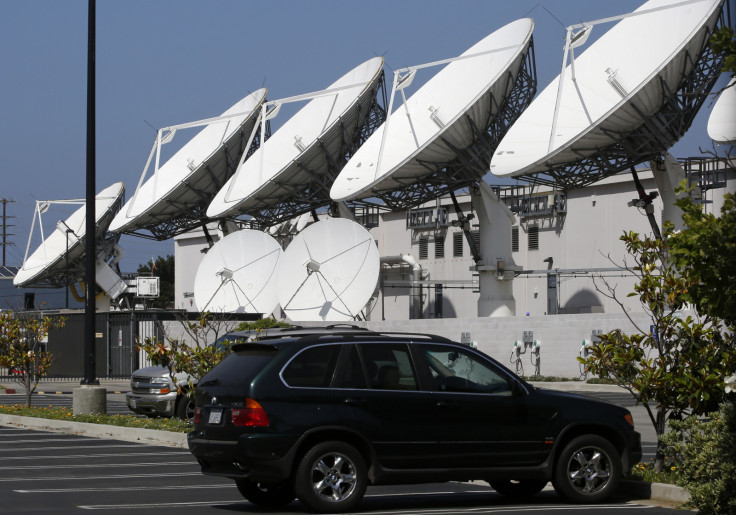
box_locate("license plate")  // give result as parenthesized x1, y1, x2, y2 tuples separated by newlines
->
(208, 409, 223, 424)
(130, 399, 136, 409)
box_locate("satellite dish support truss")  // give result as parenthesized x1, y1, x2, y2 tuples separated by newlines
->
(232, 72, 388, 228)
(21, 199, 123, 289)
(368, 41, 537, 212)
(517, 0, 727, 190)
(123, 106, 269, 240)
(22, 199, 85, 273)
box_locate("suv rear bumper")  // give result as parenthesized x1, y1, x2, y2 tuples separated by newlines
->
(188, 431, 300, 482)
(126, 391, 178, 417)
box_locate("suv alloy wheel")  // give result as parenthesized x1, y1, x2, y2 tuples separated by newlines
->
(553, 434, 621, 503)
(294, 441, 368, 513)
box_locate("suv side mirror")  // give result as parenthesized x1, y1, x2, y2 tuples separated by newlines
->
(510, 379, 524, 397)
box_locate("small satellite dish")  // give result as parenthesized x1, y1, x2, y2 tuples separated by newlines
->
(193, 229, 282, 314)
(330, 18, 534, 207)
(206, 57, 384, 221)
(707, 78, 736, 144)
(490, 0, 723, 181)
(14, 182, 125, 288)
(276, 218, 379, 321)
(109, 89, 267, 237)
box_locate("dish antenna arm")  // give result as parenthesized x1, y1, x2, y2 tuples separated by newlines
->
(628, 167, 662, 240)
(450, 191, 480, 263)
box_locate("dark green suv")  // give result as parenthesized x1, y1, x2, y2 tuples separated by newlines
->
(187, 328, 641, 512)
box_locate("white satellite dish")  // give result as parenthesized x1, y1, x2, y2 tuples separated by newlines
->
(193, 229, 282, 314)
(109, 89, 267, 236)
(14, 182, 125, 288)
(331, 19, 534, 203)
(707, 77, 736, 144)
(490, 0, 723, 179)
(206, 57, 384, 220)
(276, 218, 379, 321)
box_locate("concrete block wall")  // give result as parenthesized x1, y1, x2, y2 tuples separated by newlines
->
(300, 312, 654, 379)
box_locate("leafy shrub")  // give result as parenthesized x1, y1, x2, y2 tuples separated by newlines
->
(660, 403, 736, 514)
(235, 318, 292, 331)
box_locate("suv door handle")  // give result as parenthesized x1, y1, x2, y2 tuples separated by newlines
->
(436, 400, 457, 409)
(344, 397, 366, 406)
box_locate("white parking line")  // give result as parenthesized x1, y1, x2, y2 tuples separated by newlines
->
(0, 461, 195, 471)
(350, 504, 653, 515)
(76, 501, 653, 512)
(15, 484, 234, 493)
(3, 451, 186, 460)
(0, 437, 96, 443)
(79, 500, 243, 510)
(1, 444, 151, 452)
(0, 472, 202, 482)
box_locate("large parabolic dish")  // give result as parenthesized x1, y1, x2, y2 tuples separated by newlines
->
(109, 89, 267, 239)
(330, 18, 535, 210)
(14, 182, 125, 288)
(193, 229, 282, 314)
(276, 218, 379, 322)
(206, 57, 385, 225)
(490, 0, 725, 188)
(707, 77, 736, 144)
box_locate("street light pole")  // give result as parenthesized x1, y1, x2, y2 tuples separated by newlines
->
(74, 0, 106, 415)
(82, 0, 98, 386)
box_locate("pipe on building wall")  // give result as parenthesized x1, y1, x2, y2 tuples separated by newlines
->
(380, 254, 422, 319)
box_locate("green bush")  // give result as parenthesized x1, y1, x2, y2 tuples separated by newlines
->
(235, 318, 292, 331)
(660, 403, 736, 514)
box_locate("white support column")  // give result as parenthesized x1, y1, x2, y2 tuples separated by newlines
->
(650, 153, 690, 231)
(472, 182, 518, 317)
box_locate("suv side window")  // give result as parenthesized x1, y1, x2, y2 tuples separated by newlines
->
(421, 345, 511, 394)
(282, 344, 340, 388)
(360, 343, 418, 390)
(334, 344, 368, 389)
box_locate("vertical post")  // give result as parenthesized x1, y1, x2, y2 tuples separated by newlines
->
(82, 0, 98, 386)
(75, 0, 105, 415)
(65, 231, 70, 309)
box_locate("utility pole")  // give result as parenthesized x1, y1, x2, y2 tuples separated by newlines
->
(0, 198, 15, 267)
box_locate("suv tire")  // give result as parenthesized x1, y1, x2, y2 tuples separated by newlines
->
(553, 434, 621, 503)
(235, 479, 295, 507)
(294, 441, 367, 513)
(489, 479, 547, 498)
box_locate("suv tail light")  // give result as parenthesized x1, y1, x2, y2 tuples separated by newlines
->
(231, 398, 269, 427)
(194, 407, 202, 424)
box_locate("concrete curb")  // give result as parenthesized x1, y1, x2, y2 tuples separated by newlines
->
(620, 480, 691, 504)
(0, 414, 188, 448)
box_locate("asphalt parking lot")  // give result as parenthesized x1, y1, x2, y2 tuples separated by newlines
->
(0, 426, 690, 514)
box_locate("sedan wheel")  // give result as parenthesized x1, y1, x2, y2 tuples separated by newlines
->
(553, 435, 620, 503)
(295, 441, 367, 513)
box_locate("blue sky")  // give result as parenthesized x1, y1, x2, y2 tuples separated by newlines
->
(1, 0, 732, 274)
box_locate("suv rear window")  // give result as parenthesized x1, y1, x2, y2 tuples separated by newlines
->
(200, 347, 278, 387)
(282, 344, 341, 388)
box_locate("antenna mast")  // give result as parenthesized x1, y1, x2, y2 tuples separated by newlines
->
(0, 198, 15, 267)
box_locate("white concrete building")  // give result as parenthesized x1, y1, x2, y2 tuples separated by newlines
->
(172, 164, 733, 377)
(175, 165, 734, 321)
